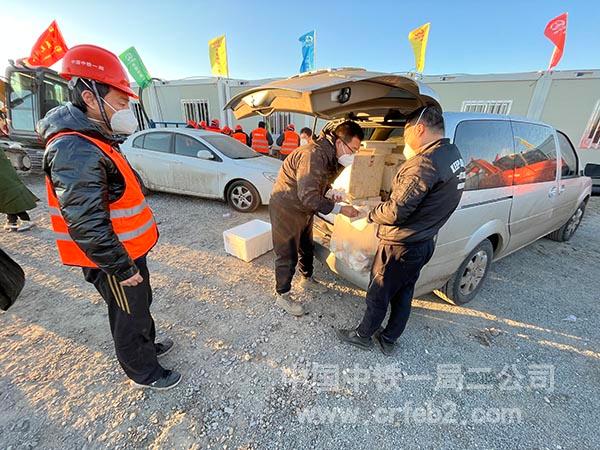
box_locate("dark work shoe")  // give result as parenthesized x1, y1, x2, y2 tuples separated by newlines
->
(132, 370, 182, 391)
(373, 329, 397, 356)
(298, 276, 329, 294)
(335, 328, 373, 350)
(155, 339, 174, 358)
(276, 292, 305, 316)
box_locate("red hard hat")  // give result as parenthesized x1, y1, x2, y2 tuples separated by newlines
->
(60, 44, 138, 98)
(199, 121, 207, 128)
(210, 119, 220, 128)
(235, 125, 242, 131)
(222, 126, 232, 135)
(287, 123, 295, 131)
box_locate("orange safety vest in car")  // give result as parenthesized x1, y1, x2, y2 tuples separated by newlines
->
(280, 130, 300, 155)
(45, 131, 158, 268)
(251, 128, 269, 154)
(232, 131, 248, 145)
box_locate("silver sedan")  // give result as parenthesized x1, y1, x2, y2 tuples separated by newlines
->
(121, 128, 282, 212)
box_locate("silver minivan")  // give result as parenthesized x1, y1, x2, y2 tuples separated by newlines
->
(227, 69, 592, 304)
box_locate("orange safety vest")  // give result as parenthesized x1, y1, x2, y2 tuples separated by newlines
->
(280, 130, 300, 155)
(45, 131, 158, 268)
(232, 131, 248, 145)
(251, 128, 269, 154)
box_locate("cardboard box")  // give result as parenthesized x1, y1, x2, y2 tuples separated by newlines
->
(385, 154, 405, 165)
(361, 140, 398, 155)
(362, 147, 392, 156)
(382, 154, 405, 191)
(223, 220, 273, 262)
(382, 165, 400, 192)
(347, 152, 385, 200)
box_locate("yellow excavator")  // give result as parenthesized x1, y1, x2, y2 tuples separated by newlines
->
(0, 60, 68, 171)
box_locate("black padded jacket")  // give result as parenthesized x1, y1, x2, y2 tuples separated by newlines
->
(270, 133, 340, 215)
(38, 103, 142, 281)
(368, 138, 465, 244)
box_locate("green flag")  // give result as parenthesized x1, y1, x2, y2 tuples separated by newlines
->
(119, 46, 152, 89)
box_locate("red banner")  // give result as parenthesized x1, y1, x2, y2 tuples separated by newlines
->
(26, 20, 68, 67)
(544, 13, 568, 70)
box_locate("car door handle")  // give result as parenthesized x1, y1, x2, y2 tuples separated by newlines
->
(559, 184, 566, 194)
(548, 186, 558, 198)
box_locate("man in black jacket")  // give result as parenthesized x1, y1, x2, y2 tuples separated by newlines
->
(38, 45, 180, 390)
(337, 107, 465, 354)
(270, 121, 362, 316)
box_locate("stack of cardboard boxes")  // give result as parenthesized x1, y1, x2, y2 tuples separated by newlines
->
(329, 140, 406, 273)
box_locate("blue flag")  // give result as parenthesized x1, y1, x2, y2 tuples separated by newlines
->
(299, 30, 315, 73)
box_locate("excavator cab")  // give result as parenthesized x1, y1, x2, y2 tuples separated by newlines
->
(1, 63, 69, 169)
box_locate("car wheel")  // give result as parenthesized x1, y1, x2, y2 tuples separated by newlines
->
(16, 153, 31, 171)
(434, 239, 494, 306)
(547, 202, 586, 242)
(227, 180, 260, 213)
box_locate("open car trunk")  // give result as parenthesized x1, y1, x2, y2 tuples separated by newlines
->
(226, 68, 441, 291)
(225, 68, 441, 123)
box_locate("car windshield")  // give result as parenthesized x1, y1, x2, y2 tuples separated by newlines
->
(203, 135, 260, 159)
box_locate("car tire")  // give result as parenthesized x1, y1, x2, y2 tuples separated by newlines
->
(227, 180, 260, 213)
(434, 239, 494, 306)
(16, 153, 31, 171)
(547, 202, 586, 242)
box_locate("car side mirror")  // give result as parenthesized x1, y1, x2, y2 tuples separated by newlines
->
(583, 163, 600, 178)
(197, 150, 214, 160)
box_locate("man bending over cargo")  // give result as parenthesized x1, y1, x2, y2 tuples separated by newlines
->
(337, 107, 465, 355)
(269, 121, 362, 316)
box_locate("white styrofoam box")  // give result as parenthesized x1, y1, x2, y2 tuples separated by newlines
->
(223, 219, 273, 262)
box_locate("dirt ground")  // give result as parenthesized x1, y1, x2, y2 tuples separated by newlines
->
(1, 174, 599, 450)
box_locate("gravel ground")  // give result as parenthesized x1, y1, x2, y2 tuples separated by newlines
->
(1, 173, 599, 450)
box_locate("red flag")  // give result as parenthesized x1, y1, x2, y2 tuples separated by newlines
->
(544, 13, 568, 70)
(26, 20, 68, 67)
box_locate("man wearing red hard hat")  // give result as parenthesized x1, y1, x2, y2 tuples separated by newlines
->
(232, 124, 249, 145)
(276, 123, 300, 159)
(37, 44, 181, 390)
(205, 118, 221, 133)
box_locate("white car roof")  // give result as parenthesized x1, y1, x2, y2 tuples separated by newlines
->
(134, 128, 225, 138)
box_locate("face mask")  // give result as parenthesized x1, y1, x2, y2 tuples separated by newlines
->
(402, 107, 427, 160)
(336, 138, 357, 167)
(338, 153, 355, 167)
(300, 138, 308, 146)
(102, 99, 139, 135)
(403, 143, 418, 160)
(80, 78, 138, 135)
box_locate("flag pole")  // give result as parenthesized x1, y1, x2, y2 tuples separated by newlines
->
(313, 29, 317, 70)
(225, 34, 230, 79)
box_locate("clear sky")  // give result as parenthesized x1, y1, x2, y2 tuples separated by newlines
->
(2, 0, 598, 81)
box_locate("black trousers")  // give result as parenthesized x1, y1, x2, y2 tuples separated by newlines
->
(269, 202, 314, 294)
(83, 255, 165, 384)
(357, 240, 435, 342)
(6, 211, 30, 224)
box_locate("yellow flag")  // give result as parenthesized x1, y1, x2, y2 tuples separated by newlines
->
(208, 35, 228, 77)
(408, 23, 430, 73)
